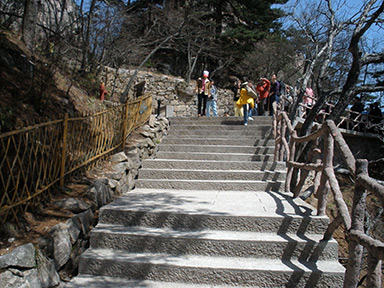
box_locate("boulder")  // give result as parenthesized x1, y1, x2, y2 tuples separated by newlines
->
(66, 219, 81, 244)
(24, 269, 42, 288)
(125, 148, 141, 169)
(110, 152, 128, 163)
(49, 223, 72, 270)
(0, 269, 40, 288)
(0, 243, 36, 269)
(71, 209, 94, 236)
(53, 198, 91, 213)
(87, 179, 113, 208)
(36, 250, 60, 288)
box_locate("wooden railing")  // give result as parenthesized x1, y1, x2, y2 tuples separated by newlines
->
(274, 108, 384, 287)
(338, 110, 384, 135)
(0, 94, 152, 225)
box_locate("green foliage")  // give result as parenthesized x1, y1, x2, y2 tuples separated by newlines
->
(145, 59, 154, 68)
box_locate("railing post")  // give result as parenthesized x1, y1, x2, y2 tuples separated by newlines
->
(344, 159, 367, 288)
(122, 102, 129, 150)
(285, 130, 296, 192)
(60, 113, 68, 187)
(279, 120, 287, 161)
(366, 253, 382, 288)
(134, 97, 143, 127)
(316, 123, 333, 216)
(274, 115, 281, 162)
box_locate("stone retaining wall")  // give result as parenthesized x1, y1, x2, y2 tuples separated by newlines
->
(103, 67, 235, 117)
(0, 115, 170, 288)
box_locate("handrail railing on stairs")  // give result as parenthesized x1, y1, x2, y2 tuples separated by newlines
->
(273, 105, 384, 287)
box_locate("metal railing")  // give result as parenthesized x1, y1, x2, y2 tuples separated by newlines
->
(274, 106, 384, 287)
(0, 94, 152, 225)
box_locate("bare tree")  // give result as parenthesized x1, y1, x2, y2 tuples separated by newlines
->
(286, 0, 384, 137)
(330, 0, 384, 121)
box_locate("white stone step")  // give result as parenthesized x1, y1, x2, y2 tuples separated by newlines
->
(66, 275, 251, 288)
(166, 129, 273, 137)
(155, 151, 274, 162)
(90, 224, 339, 261)
(135, 178, 284, 191)
(161, 137, 275, 146)
(138, 168, 286, 181)
(141, 159, 286, 171)
(158, 144, 275, 154)
(169, 116, 273, 126)
(98, 189, 330, 235)
(77, 249, 345, 287)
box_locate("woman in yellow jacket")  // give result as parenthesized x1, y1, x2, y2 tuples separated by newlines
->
(236, 82, 255, 126)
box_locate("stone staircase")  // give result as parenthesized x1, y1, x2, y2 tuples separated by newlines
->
(67, 116, 345, 287)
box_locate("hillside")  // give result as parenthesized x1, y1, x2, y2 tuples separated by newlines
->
(0, 31, 103, 133)
(0, 31, 110, 255)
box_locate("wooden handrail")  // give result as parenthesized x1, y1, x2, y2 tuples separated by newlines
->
(274, 106, 384, 287)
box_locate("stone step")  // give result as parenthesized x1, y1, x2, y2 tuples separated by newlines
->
(135, 179, 284, 192)
(141, 159, 287, 171)
(90, 224, 339, 261)
(78, 249, 345, 287)
(138, 169, 286, 181)
(161, 137, 275, 146)
(169, 124, 272, 131)
(166, 129, 273, 137)
(169, 116, 273, 125)
(67, 276, 250, 288)
(98, 189, 330, 235)
(158, 144, 275, 155)
(155, 151, 274, 162)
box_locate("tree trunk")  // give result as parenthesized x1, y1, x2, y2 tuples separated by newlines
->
(22, 0, 38, 51)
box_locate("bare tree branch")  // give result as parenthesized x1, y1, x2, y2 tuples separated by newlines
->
(120, 21, 185, 103)
(361, 52, 384, 65)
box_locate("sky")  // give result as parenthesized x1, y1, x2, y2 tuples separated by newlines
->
(278, 0, 383, 49)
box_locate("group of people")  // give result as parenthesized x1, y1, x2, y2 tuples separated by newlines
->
(349, 96, 383, 133)
(195, 70, 218, 117)
(195, 70, 288, 124)
(231, 73, 283, 125)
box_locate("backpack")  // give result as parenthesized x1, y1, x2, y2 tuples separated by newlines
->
(245, 86, 258, 99)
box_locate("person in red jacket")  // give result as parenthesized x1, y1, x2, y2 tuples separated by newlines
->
(99, 82, 108, 101)
(256, 78, 270, 116)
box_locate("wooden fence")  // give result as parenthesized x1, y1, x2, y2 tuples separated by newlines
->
(274, 108, 384, 287)
(0, 94, 152, 225)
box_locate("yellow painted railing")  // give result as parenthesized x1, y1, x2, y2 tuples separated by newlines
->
(0, 94, 152, 225)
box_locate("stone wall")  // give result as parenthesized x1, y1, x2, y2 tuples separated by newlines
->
(0, 115, 170, 288)
(103, 67, 235, 117)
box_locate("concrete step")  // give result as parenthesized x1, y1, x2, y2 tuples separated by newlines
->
(161, 137, 275, 146)
(166, 129, 273, 137)
(135, 179, 284, 192)
(90, 224, 339, 261)
(78, 249, 345, 287)
(67, 276, 250, 288)
(169, 116, 273, 126)
(158, 144, 275, 155)
(169, 124, 272, 131)
(141, 159, 287, 171)
(98, 189, 330, 235)
(155, 151, 274, 162)
(138, 169, 286, 181)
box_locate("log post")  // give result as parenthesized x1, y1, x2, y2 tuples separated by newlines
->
(344, 159, 367, 288)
